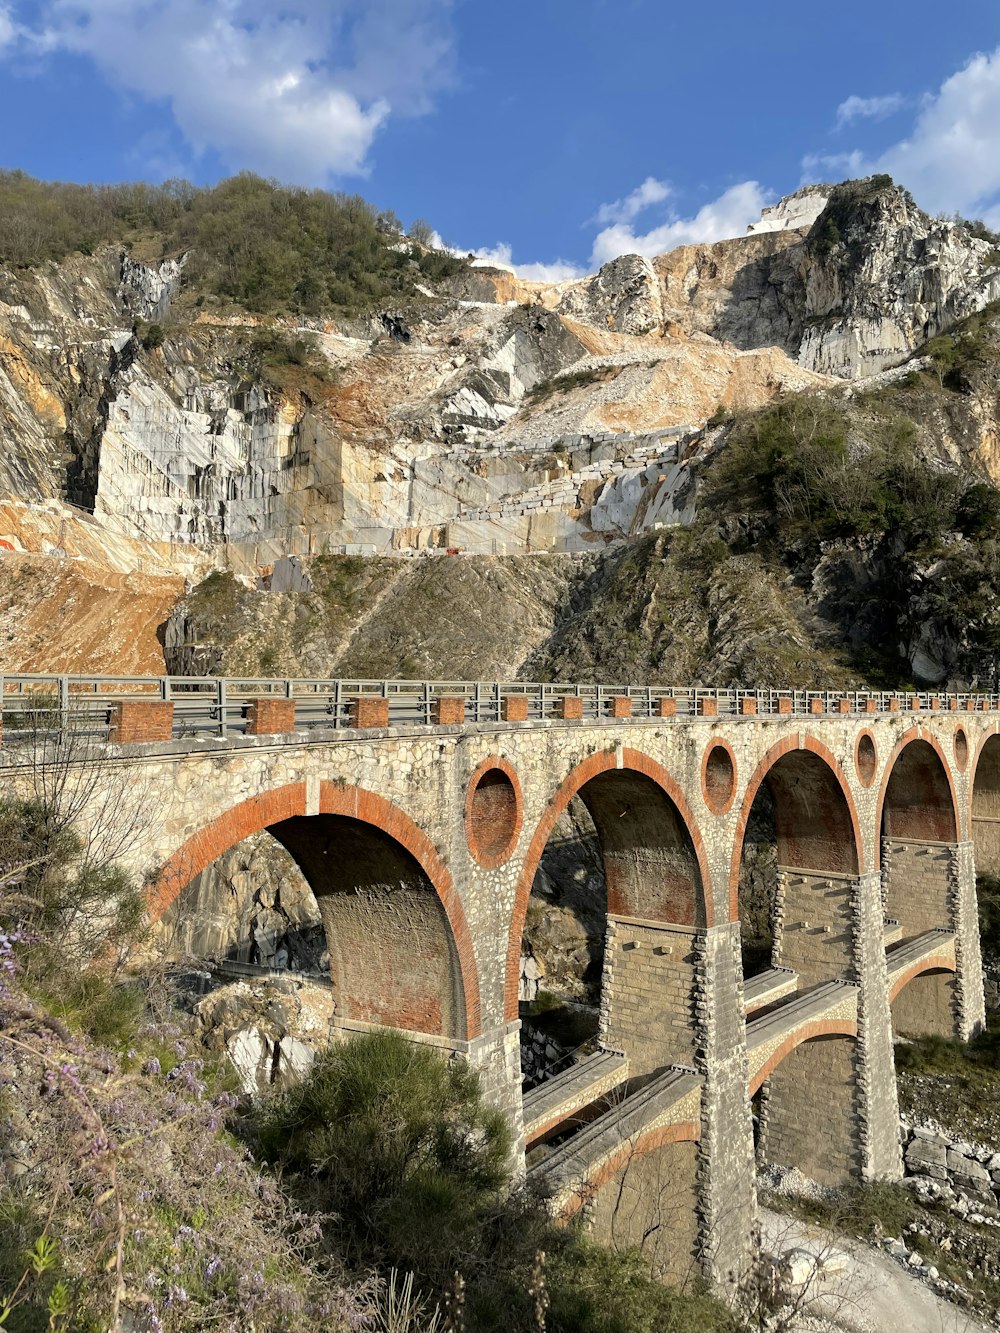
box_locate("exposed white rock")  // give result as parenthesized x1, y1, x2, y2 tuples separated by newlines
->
(557, 254, 664, 335)
(747, 185, 830, 235)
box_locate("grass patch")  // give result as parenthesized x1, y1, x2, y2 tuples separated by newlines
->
(528, 365, 620, 404)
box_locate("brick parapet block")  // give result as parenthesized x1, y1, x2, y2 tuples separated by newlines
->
(502, 696, 529, 722)
(609, 696, 632, 719)
(350, 697, 390, 729)
(245, 698, 296, 736)
(109, 700, 174, 744)
(432, 696, 466, 726)
(557, 696, 583, 720)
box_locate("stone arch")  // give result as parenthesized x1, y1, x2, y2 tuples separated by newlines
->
(749, 1019, 859, 1096)
(505, 748, 711, 1026)
(890, 960, 958, 1041)
(877, 729, 959, 848)
(888, 956, 957, 1004)
(730, 737, 862, 987)
(756, 1030, 860, 1187)
(150, 779, 481, 1040)
(971, 728, 1000, 878)
(879, 732, 958, 944)
(557, 1121, 702, 1288)
(729, 736, 863, 921)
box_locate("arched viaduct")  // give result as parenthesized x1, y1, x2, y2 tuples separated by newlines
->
(1, 677, 995, 1289)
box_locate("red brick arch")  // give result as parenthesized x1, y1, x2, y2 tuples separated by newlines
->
(749, 1021, 859, 1096)
(555, 1119, 702, 1220)
(149, 778, 482, 1038)
(969, 721, 1000, 810)
(875, 727, 960, 863)
(729, 736, 865, 922)
(504, 747, 712, 1024)
(888, 955, 957, 1004)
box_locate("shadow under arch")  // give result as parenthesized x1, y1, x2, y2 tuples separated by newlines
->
(555, 1119, 702, 1289)
(504, 748, 712, 1025)
(150, 779, 481, 1040)
(756, 1028, 861, 1187)
(971, 727, 1000, 878)
(878, 730, 959, 942)
(728, 735, 863, 923)
(876, 728, 959, 854)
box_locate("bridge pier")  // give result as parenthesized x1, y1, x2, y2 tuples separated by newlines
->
(953, 840, 986, 1040)
(853, 871, 903, 1180)
(699, 920, 757, 1288)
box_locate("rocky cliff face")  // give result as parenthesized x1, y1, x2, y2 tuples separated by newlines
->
(645, 179, 1000, 379)
(2, 173, 1000, 686)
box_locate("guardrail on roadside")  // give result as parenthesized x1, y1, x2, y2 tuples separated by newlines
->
(0, 675, 994, 745)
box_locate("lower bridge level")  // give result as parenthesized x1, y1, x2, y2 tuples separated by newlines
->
(4, 677, 999, 1288)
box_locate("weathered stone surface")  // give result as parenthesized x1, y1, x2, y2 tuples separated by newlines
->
(556, 254, 664, 336)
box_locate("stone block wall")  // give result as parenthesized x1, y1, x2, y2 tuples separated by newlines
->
(883, 840, 954, 935)
(588, 1140, 701, 1288)
(773, 869, 855, 987)
(759, 1034, 860, 1186)
(892, 970, 957, 1038)
(599, 917, 701, 1076)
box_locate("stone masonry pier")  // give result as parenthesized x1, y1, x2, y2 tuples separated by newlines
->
(1, 674, 996, 1291)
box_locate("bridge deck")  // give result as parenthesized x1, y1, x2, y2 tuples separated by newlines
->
(528, 1066, 702, 1213)
(522, 1050, 629, 1147)
(886, 930, 957, 991)
(746, 981, 860, 1092)
(884, 918, 903, 946)
(743, 967, 798, 1016)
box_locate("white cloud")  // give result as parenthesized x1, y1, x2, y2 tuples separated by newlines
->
(433, 237, 584, 285)
(440, 180, 773, 283)
(593, 176, 670, 226)
(810, 47, 1000, 219)
(0, 0, 456, 181)
(835, 93, 905, 129)
(589, 180, 770, 267)
(0, 6, 14, 48)
(877, 47, 1000, 216)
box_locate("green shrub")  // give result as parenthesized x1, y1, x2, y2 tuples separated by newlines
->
(0, 169, 467, 317)
(253, 1029, 511, 1277)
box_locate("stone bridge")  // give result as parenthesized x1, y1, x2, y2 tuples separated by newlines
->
(2, 675, 997, 1288)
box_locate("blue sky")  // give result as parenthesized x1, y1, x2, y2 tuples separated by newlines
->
(2, 1, 1000, 279)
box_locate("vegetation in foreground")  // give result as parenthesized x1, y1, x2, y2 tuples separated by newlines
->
(0, 786, 737, 1332)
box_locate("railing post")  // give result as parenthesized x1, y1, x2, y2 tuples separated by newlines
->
(333, 680, 342, 728)
(217, 678, 227, 739)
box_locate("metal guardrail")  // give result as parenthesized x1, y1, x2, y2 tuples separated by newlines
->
(0, 676, 995, 744)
